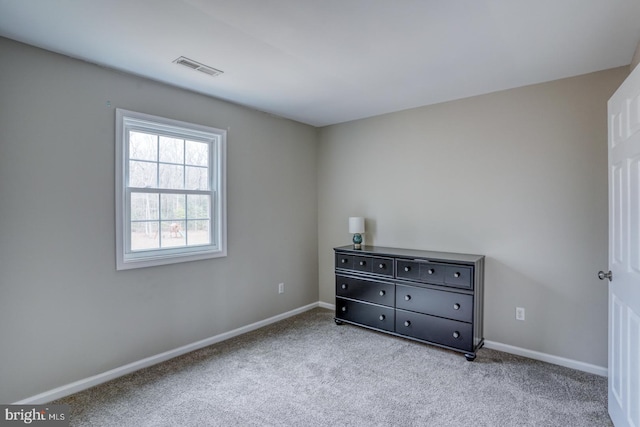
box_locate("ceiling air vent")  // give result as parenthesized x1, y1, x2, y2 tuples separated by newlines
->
(173, 56, 223, 77)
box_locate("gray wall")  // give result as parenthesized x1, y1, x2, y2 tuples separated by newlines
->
(0, 38, 319, 403)
(318, 67, 628, 368)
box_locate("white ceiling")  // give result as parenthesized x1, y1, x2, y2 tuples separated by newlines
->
(1, 0, 639, 127)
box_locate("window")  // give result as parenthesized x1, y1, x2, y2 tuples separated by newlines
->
(115, 109, 226, 270)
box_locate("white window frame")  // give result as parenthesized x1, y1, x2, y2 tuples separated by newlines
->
(115, 109, 227, 270)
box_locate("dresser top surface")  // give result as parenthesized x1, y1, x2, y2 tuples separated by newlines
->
(334, 245, 484, 264)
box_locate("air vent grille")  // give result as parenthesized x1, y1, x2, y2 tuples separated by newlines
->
(173, 56, 223, 77)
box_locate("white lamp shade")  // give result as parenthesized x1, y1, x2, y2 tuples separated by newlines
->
(348, 217, 365, 234)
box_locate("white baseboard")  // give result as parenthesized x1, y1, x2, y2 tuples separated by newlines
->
(318, 301, 335, 310)
(483, 340, 607, 377)
(15, 303, 607, 404)
(15, 302, 321, 404)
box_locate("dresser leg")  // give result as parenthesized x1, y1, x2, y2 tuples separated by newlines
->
(334, 319, 344, 325)
(464, 353, 476, 361)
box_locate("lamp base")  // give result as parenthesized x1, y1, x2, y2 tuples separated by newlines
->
(352, 233, 362, 250)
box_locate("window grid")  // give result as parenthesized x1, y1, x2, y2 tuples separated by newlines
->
(126, 132, 212, 253)
(126, 133, 212, 252)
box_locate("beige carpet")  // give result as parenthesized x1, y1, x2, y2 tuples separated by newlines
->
(55, 308, 611, 426)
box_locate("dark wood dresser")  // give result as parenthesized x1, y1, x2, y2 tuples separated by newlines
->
(334, 245, 484, 361)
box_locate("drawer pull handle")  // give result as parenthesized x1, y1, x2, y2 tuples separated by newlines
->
(341, 306, 347, 312)
(404, 320, 411, 327)
(405, 295, 411, 301)
(428, 269, 434, 275)
(359, 261, 366, 266)
(454, 272, 461, 278)
(341, 258, 348, 264)
(379, 315, 386, 321)
(453, 331, 460, 339)
(453, 303, 460, 310)
(379, 263, 385, 269)
(341, 284, 347, 290)
(379, 290, 386, 296)
(404, 266, 411, 272)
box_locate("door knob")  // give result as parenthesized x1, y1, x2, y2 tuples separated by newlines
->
(598, 270, 612, 282)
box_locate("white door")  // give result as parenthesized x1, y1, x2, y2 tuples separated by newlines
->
(606, 63, 640, 427)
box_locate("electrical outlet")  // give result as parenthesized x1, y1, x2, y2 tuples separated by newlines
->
(278, 283, 284, 294)
(516, 307, 525, 321)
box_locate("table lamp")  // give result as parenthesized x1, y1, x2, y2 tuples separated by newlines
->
(349, 217, 365, 250)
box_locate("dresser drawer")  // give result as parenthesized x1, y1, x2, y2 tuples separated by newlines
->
(395, 310, 473, 352)
(444, 266, 473, 289)
(418, 262, 445, 284)
(396, 258, 473, 289)
(336, 275, 394, 306)
(335, 253, 354, 270)
(371, 257, 394, 277)
(353, 256, 373, 273)
(336, 254, 394, 277)
(396, 259, 447, 284)
(336, 298, 395, 332)
(395, 284, 473, 323)
(396, 259, 420, 280)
